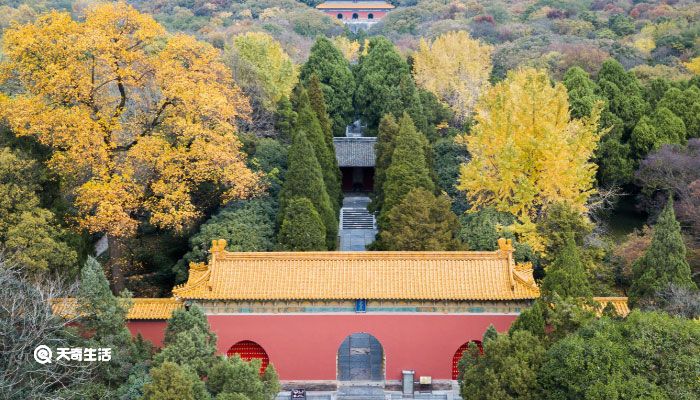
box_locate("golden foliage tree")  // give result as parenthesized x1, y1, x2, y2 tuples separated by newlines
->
(0, 2, 260, 288)
(413, 31, 492, 124)
(457, 68, 602, 251)
(227, 31, 298, 111)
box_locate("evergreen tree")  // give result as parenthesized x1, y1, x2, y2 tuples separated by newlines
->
(293, 87, 341, 213)
(563, 67, 599, 119)
(378, 114, 434, 226)
(274, 96, 296, 141)
(658, 86, 700, 138)
(378, 188, 460, 251)
(307, 73, 333, 145)
(354, 37, 426, 134)
(483, 324, 499, 343)
(278, 197, 326, 251)
(141, 362, 209, 400)
(596, 59, 648, 134)
(306, 75, 343, 208)
(541, 236, 593, 298)
(369, 114, 399, 213)
(156, 305, 218, 377)
(300, 37, 355, 136)
(207, 356, 279, 400)
(631, 108, 686, 159)
(629, 197, 697, 307)
(459, 330, 546, 400)
(77, 257, 140, 392)
(595, 112, 634, 187)
(278, 129, 337, 249)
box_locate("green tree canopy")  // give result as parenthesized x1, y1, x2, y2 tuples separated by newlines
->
(369, 114, 400, 214)
(629, 197, 697, 307)
(278, 129, 337, 249)
(0, 148, 77, 274)
(541, 236, 593, 298)
(379, 114, 434, 226)
(300, 37, 355, 136)
(278, 197, 326, 251)
(141, 361, 209, 400)
(378, 188, 461, 251)
(354, 37, 426, 134)
(294, 86, 341, 211)
(563, 66, 600, 119)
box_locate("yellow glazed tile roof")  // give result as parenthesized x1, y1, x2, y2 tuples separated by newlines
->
(592, 297, 630, 317)
(317, 1, 395, 10)
(173, 239, 540, 301)
(51, 297, 182, 320)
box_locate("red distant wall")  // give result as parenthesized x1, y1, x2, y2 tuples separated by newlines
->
(324, 10, 388, 20)
(207, 314, 517, 381)
(127, 320, 169, 347)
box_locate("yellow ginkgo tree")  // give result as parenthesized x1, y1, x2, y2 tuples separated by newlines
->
(0, 2, 260, 289)
(413, 31, 492, 125)
(457, 68, 602, 252)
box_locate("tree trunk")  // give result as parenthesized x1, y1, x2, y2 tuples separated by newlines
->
(106, 235, 126, 294)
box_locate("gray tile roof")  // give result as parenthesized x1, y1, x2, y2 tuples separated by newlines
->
(333, 137, 377, 167)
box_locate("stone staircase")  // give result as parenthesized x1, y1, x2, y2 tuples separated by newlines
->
(340, 207, 376, 230)
(337, 385, 386, 400)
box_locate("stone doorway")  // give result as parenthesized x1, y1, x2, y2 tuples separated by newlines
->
(337, 333, 384, 381)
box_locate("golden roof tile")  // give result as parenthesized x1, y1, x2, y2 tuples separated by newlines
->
(172, 239, 541, 301)
(51, 297, 182, 320)
(592, 297, 630, 317)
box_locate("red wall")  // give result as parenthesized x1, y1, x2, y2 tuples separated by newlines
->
(128, 320, 169, 348)
(324, 10, 388, 20)
(208, 314, 517, 381)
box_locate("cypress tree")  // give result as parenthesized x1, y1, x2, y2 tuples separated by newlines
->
(307, 74, 343, 208)
(629, 197, 697, 307)
(482, 324, 498, 343)
(300, 37, 355, 136)
(563, 66, 599, 119)
(596, 59, 648, 134)
(378, 114, 434, 226)
(141, 362, 209, 400)
(274, 96, 296, 142)
(378, 188, 460, 251)
(278, 129, 337, 249)
(369, 114, 399, 213)
(293, 86, 342, 212)
(355, 37, 426, 134)
(278, 197, 326, 251)
(541, 235, 592, 298)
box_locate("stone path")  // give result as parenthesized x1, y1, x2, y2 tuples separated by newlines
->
(339, 195, 377, 251)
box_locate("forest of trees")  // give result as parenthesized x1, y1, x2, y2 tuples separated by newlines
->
(0, 1, 698, 399)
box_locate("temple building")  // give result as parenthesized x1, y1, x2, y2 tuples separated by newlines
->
(52, 239, 630, 389)
(333, 136, 376, 192)
(317, 1, 395, 31)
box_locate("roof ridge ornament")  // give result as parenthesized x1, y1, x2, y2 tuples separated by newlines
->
(211, 239, 227, 256)
(497, 238, 516, 290)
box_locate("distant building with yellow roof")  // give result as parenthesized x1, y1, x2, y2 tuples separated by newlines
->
(317, 1, 394, 31)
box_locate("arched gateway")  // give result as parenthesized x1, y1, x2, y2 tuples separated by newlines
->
(227, 340, 270, 374)
(337, 333, 384, 381)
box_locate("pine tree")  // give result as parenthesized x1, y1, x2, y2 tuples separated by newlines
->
(378, 188, 460, 250)
(164, 305, 216, 346)
(563, 67, 599, 119)
(278, 129, 337, 249)
(293, 87, 342, 213)
(379, 114, 434, 226)
(306, 74, 343, 208)
(141, 362, 209, 400)
(278, 197, 326, 251)
(482, 324, 499, 343)
(630, 197, 697, 307)
(300, 37, 355, 136)
(274, 96, 296, 141)
(77, 257, 138, 390)
(596, 59, 648, 134)
(369, 114, 399, 213)
(541, 235, 593, 298)
(355, 37, 426, 134)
